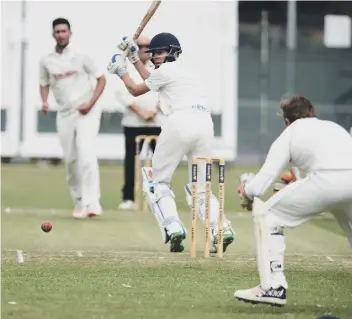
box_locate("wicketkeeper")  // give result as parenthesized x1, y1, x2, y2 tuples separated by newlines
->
(236, 96, 352, 306)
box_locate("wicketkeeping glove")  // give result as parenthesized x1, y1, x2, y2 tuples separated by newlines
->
(273, 167, 300, 192)
(238, 172, 255, 211)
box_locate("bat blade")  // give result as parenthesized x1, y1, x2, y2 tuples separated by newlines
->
(133, 0, 161, 40)
(122, 1, 161, 59)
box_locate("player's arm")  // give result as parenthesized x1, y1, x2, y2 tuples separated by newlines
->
(115, 83, 155, 120)
(120, 73, 150, 97)
(40, 85, 49, 103)
(129, 102, 156, 120)
(108, 53, 150, 97)
(120, 65, 169, 96)
(82, 54, 106, 108)
(244, 127, 292, 199)
(133, 60, 151, 80)
(39, 57, 50, 113)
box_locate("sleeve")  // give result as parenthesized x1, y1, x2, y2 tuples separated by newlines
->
(144, 67, 170, 91)
(81, 54, 104, 78)
(39, 57, 50, 87)
(245, 126, 293, 199)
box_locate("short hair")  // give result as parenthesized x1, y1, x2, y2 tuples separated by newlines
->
(279, 95, 317, 123)
(52, 18, 70, 30)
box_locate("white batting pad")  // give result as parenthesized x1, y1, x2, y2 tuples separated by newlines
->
(142, 167, 185, 243)
(252, 197, 272, 291)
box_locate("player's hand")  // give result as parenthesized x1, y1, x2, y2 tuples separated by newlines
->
(117, 36, 137, 51)
(117, 36, 140, 64)
(107, 54, 127, 77)
(78, 102, 93, 115)
(128, 45, 140, 64)
(273, 167, 299, 192)
(117, 36, 130, 51)
(140, 109, 157, 121)
(42, 101, 49, 114)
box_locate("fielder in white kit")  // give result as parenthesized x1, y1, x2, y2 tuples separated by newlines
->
(236, 96, 352, 306)
(40, 18, 106, 218)
(107, 33, 235, 253)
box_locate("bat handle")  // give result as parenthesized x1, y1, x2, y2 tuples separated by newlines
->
(121, 32, 140, 60)
(121, 48, 130, 60)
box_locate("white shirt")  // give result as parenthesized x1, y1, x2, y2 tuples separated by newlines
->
(144, 62, 210, 115)
(245, 118, 352, 198)
(40, 43, 103, 115)
(116, 63, 164, 127)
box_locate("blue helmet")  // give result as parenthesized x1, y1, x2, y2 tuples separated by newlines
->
(145, 33, 182, 64)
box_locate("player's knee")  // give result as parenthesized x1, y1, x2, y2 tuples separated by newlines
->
(77, 154, 95, 171)
(63, 156, 72, 164)
(153, 182, 175, 201)
(266, 213, 284, 236)
(77, 144, 96, 162)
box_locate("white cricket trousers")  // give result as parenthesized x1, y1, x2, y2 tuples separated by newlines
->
(263, 170, 352, 287)
(150, 108, 215, 232)
(152, 109, 214, 191)
(56, 108, 101, 208)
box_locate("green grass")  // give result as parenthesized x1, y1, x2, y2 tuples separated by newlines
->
(0, 162, 257, 211)
(1, 164, 352, 319)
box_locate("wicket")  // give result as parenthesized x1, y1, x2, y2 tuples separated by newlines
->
(134, 135, 158, 211)
(190, 156, 225, 259)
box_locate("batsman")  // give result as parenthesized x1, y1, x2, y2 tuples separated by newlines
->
(236, 96, 352, 306)
(107, 32, 235, 254)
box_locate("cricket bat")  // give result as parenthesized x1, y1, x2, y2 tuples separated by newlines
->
(122, 0, 162, 59)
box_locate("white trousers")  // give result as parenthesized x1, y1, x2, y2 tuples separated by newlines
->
(263, 170, 352, 287)
(152, 109, 214, 190)
(266, 170, 352, 235)
(56, 108, 101, 207)
(151, 109, 218, 233)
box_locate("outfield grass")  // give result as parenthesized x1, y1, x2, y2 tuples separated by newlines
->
(1, 164, 352, 319)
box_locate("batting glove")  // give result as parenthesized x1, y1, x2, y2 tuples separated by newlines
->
(107, 54, 127, 77)
(128, 45, 140, 64)
(117, 36, 131, 51)
(117, 36, 140, 64)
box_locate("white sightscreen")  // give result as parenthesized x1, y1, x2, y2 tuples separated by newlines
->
(2, 1, 239, 160)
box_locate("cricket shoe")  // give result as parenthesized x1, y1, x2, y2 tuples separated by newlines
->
(88, 203, 103, 217)
(118, 200, 134, 210)
(73, 201, 88, 219)
(170, 232, 185, 253)
(210, 226, 235, 254)
(234, 285, 287, 307)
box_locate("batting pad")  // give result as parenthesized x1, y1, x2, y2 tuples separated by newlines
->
(141, 167, 185, 243)
(252, 197, 271, 291)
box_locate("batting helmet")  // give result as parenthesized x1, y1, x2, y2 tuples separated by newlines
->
(145, 32, 182, 64)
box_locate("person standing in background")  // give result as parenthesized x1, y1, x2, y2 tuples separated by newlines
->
(116, 35, 164, 210)
(39, 18, 106, 219)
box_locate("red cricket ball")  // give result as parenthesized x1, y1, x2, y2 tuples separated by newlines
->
(41, 221, 52, 233)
